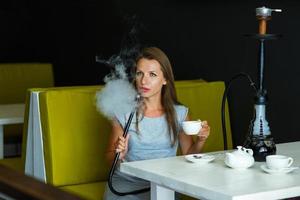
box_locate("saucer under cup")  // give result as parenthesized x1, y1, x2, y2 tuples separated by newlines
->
(184, 154, 215, 164)
(261, 164, 298, 174)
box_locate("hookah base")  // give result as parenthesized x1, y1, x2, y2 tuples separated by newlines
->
(245, 135, 276, 162)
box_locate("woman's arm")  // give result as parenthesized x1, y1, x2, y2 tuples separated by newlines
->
(179, 117, 210, 155)
(105, 120, 129, 166)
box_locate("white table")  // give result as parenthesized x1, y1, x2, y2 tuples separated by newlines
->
(121, 141, 300, 200)
(0, 104, 25, 159)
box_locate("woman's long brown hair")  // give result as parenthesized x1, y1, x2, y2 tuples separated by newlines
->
(134, 47, 179, 145)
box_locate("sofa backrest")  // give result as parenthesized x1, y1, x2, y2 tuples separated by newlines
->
(0, 63, 54, 147)
(0, 63, 54, 104)
(175, 80, 232, 152)
(38, 86, 111, 186)
(37, 80, 232, 187)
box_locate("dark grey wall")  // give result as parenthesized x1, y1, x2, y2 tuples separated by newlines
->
(1, 0, 300, 146)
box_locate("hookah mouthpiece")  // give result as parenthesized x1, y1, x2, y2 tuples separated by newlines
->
(135, 94, 141, 102)
(134, 93, 142, 109)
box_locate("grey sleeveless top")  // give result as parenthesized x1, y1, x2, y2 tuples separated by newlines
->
(115, 105, 188, 162)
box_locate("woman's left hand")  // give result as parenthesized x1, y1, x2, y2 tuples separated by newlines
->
(198, 121, 210, 142)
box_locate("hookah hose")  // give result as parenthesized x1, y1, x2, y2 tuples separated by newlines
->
(108, 111, 150, 196)
(221, 72, 257, 150)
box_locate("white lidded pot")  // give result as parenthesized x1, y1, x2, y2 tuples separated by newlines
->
(225, 146, 255, 169)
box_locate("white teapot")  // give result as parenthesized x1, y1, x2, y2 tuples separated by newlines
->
(225, 146, 255, 169)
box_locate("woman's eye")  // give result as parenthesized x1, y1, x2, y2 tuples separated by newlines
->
(150, 72, 157, 77)
(136, 72, 143, 77)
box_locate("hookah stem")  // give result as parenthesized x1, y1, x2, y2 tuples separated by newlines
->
(258, 39, 265, 92)
(108, 111, 150, 196)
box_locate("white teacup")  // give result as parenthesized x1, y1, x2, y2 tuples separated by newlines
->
(266, 155, 294, 170)
(182, 120, 202, 135)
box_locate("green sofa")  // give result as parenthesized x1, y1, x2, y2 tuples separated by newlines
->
(0, 63, 54, 104)
(0, 63, 54, 142)
(25, 80, 232, 200)
(0, 63, 54, 171)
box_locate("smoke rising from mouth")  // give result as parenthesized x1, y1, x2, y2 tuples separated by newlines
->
(96, 78, 137, 119)
(96, 15, 145, 119)
(96, 52, 140, 119)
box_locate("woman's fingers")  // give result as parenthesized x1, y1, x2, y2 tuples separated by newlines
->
(118, 136, 126, 143)
(115, 135, 130, 156)
(201, 120, 208, 126)
(198, 121, 210, 140)
(124, 134, 130, 149)
(115, 136, 125, 152)
(116, 144, 125, 151)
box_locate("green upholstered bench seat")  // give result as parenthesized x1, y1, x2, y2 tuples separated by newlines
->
(27, 80, 232, 200)
(0, 63, 54, 156)
(37, 86, 110, 187)
(60, 181, 106, 200)
(0, 63, 54, 104)
(175, 80, 232, 152)
(0, 157, 24, 172)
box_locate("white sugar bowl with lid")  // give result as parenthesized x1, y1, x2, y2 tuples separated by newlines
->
(225, 146, 255, 169)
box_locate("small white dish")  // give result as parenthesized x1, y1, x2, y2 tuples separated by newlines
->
(184, 154, 215, 164)
(261, 164, 299, 174)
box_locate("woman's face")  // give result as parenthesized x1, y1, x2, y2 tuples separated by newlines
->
(135, 58, 166, 99)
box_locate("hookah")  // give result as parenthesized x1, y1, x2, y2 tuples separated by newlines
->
(222, 6, 282, 161)
(107, 94, 150, 196)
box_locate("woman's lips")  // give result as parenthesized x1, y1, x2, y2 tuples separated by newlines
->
(140, 87, 150, 93)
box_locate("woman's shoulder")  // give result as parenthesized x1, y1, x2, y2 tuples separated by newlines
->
(174, 104, 188, 121)
(174, 104, 188, 111)
(113, 111, 134, 127)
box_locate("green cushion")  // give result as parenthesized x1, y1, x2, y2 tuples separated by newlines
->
(39, 86, 111, 186)
(0, 63, 54, 147)
(60, 181, 106, 200)
(175, 81, 232, 152)
(0, 90, 31, 172)
(0, 157, 24, 172)
(0, 63, 54, 104)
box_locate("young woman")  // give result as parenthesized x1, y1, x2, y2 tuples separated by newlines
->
(103, 47, 210, 200)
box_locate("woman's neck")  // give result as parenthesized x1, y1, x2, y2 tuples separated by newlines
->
(142, 96, 164, 117)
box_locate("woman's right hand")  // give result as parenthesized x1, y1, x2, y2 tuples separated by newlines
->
(115, 134, 130, 161)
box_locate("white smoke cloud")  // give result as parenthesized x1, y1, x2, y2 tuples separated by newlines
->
(96, 79, 137, 119)
(96, 58, 138, 119)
